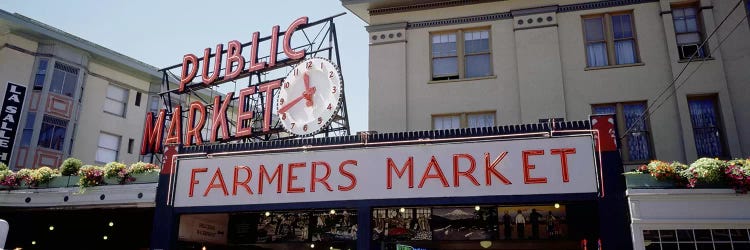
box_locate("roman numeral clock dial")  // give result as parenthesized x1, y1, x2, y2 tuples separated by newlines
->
(277, 57, 343, 137)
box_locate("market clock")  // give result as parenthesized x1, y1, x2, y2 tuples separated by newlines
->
(277, 57, 343, 137)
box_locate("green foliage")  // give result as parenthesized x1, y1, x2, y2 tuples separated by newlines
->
(104, 162, 128, 179)
(60, 158, 83, 176)
(0, 162, 8, 171)
(129, 162, 159, 175)
(30, 166, 56, 185)
(78, 165, 105, 188)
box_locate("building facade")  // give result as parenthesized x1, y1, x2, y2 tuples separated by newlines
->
(344, 0, 750, 168)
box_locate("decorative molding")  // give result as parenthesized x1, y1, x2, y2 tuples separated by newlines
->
(369, 0, 497, 16)
(407, 12, 512, 29)
(511, 5, 558, 17)
(557, 0, 659, 13)
(366, 22, 408, 32)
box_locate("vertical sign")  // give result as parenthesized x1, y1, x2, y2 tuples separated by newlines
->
(0, 82, 27, 165)
(590, 114, 617, 152)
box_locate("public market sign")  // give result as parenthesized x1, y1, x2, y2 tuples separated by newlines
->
(0, 82, 26, 165)
(172, 135, 598, 207)
(141, 16, 318, 154)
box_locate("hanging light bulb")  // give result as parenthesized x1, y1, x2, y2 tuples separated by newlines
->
(475, 206, 481, 211)
(554, 203, 560, 209)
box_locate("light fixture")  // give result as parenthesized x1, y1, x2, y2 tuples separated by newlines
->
(49, 225, 54, 231)
(103, 235, 108, 240)
(108, 222, 114, 227)
(480, 240, 492, 248)
(310, 243, 315, 248)
(475, 206, 481, 211)
(31, 241, 36, 245)
(265, 211, 271, 217)
(330, 247, 334, 250)
(329, 209, 336, 215)
(399, 207, 406, 213)
(554, 203, 560, 209)
(202, 246, 207, 250)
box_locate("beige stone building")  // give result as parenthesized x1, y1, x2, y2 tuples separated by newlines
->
(343, 0, 750, 167)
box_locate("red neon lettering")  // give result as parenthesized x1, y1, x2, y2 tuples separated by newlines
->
(311, 161, 333, 192)
(189, 168, 208, 197)
(523, 150, 547, 184)
(338, 160, 357, 191)
(164, 106, 183, 145)
(419, 156, 449, 188)
(453, 154, 479, 187)
(258, 80, 281, 132)
(283, 17, 308, 60)
(551, 148, 576, 183)
(259, 164, 283, 194)
(248, 31, 267, 72)
(235, 87, 256, 137)
(268, 25, 280, 68)
(201, 44, 223, 85)
(485, 152, 512, 185)
(386, 157, 414, 189)
(140, 110, 165, 154)
(179, 54, 198, 92)
(287, 162, 305, 193)
(204, 168, 229, 197)
(233, 166, 253, 195)
(186, 101, 206, 146)
(224, 40, 245, 80)
(210, 92, 234, 143)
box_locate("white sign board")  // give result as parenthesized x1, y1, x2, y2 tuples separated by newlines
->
(173, 135, 597, 207)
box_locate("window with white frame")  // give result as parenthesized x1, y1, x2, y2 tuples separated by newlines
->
(672, 4, 708, 59)
(20, 112, 36, 147)
(431, 28, 492, 81)
(33, 59, 48, 91)
(104, 84, 128, 117)
(96, 132, 121, 163)
(49, 62, 79, 97)
(37, 115, 68, 151)
(642, 229, 750, 250)
(582, 11, 639, 67)
(433, 112, 495, 130)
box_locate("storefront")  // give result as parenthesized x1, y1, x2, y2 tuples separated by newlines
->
(148, 122, 632, 250)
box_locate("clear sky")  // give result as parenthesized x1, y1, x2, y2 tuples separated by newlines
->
(0, 0, 370, 133)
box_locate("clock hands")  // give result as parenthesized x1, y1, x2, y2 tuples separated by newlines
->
(278, 72, 316, 114)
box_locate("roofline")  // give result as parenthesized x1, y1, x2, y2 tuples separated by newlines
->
(0, 9, 162, 81)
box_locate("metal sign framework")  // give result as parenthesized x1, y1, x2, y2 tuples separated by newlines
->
(151, 13, 350, 160)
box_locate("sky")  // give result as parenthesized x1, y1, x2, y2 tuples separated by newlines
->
(0, 0, 370, 133)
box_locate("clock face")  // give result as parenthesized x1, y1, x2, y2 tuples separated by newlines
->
(277, 57, 343, 136)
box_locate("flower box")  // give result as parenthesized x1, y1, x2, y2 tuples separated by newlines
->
(624, 173, 677, 189)
(104, 177, 123, 185)
(130, 172, 159, 184)
(47, 176, 70, 188)
(67, 176, 81, 187)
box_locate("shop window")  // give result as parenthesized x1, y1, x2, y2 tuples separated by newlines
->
(20, 112, 36, 146)
(33, 59, 48, 91)
(135, 92, 142, 107)
(50, 62, 79, 97)
(582, 11, 639, 67)
(37, 115, 68, 151)
(642, 229, 750, 250)
(592, 102, 652, 162)
(431, 28, 492, 81)
(96, 132, 120, 163)
(104, 84, 129, 117)
(433, 112, 495, 130)
(687, 95, 726, 158)
(672, 4, 708, 60)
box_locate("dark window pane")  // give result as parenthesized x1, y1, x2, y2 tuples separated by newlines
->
(644, 230, 661, 242)
(661, 230, 677, 241)
(135, 92, 142, 106)
(646, 243, 661, 250)
(714, 243, 732, 250)
(584, 17, 605, 41)
(733, 243, 750, 250)
(624, 103, 651, 160)
(24, 113, 35, 129)
(712, 229, 730, 241)
(21, 130, 33, 147)
(730, 229, 749, 241)
(50, 69, 65, 94)
(697, 243, 714, 250)
(62, 72, 77, 97)
(433, 57, 458, 77)
(678, 230, 695, 241)
(593, 105, 616, 115)
(680, 243, 697, 250)
(695, 230, 713, 241)
(662, 243, 678, 250)
(51, 126, 66, 151)
(465, 54, 491, 78)
(38, 123, 53, 148)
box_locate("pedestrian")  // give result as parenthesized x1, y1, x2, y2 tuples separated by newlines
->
(530, 209, 542, 239)
(515, 210, 526, 239)
(503, 210, 512, 239)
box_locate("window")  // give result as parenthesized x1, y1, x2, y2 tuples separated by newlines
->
(431, 28, 491, 81)
(20, 112, 36, 146)
(642, 229, 750, 250)
(688, 96, 725, 158)
(33, 59, 48, 91)
(37, 115, 68, 151)
(592, 102, 651, 162)
(672, 5, 708, 59)
(49, 62, 79, 97)
(583, 12, 639, 67)
(104, 84, 128, 117)
(96, 132, 121, 163)
(135, 92, 142, 107)
(128, 138, 134, 154)
(432, 112, 495, 130)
